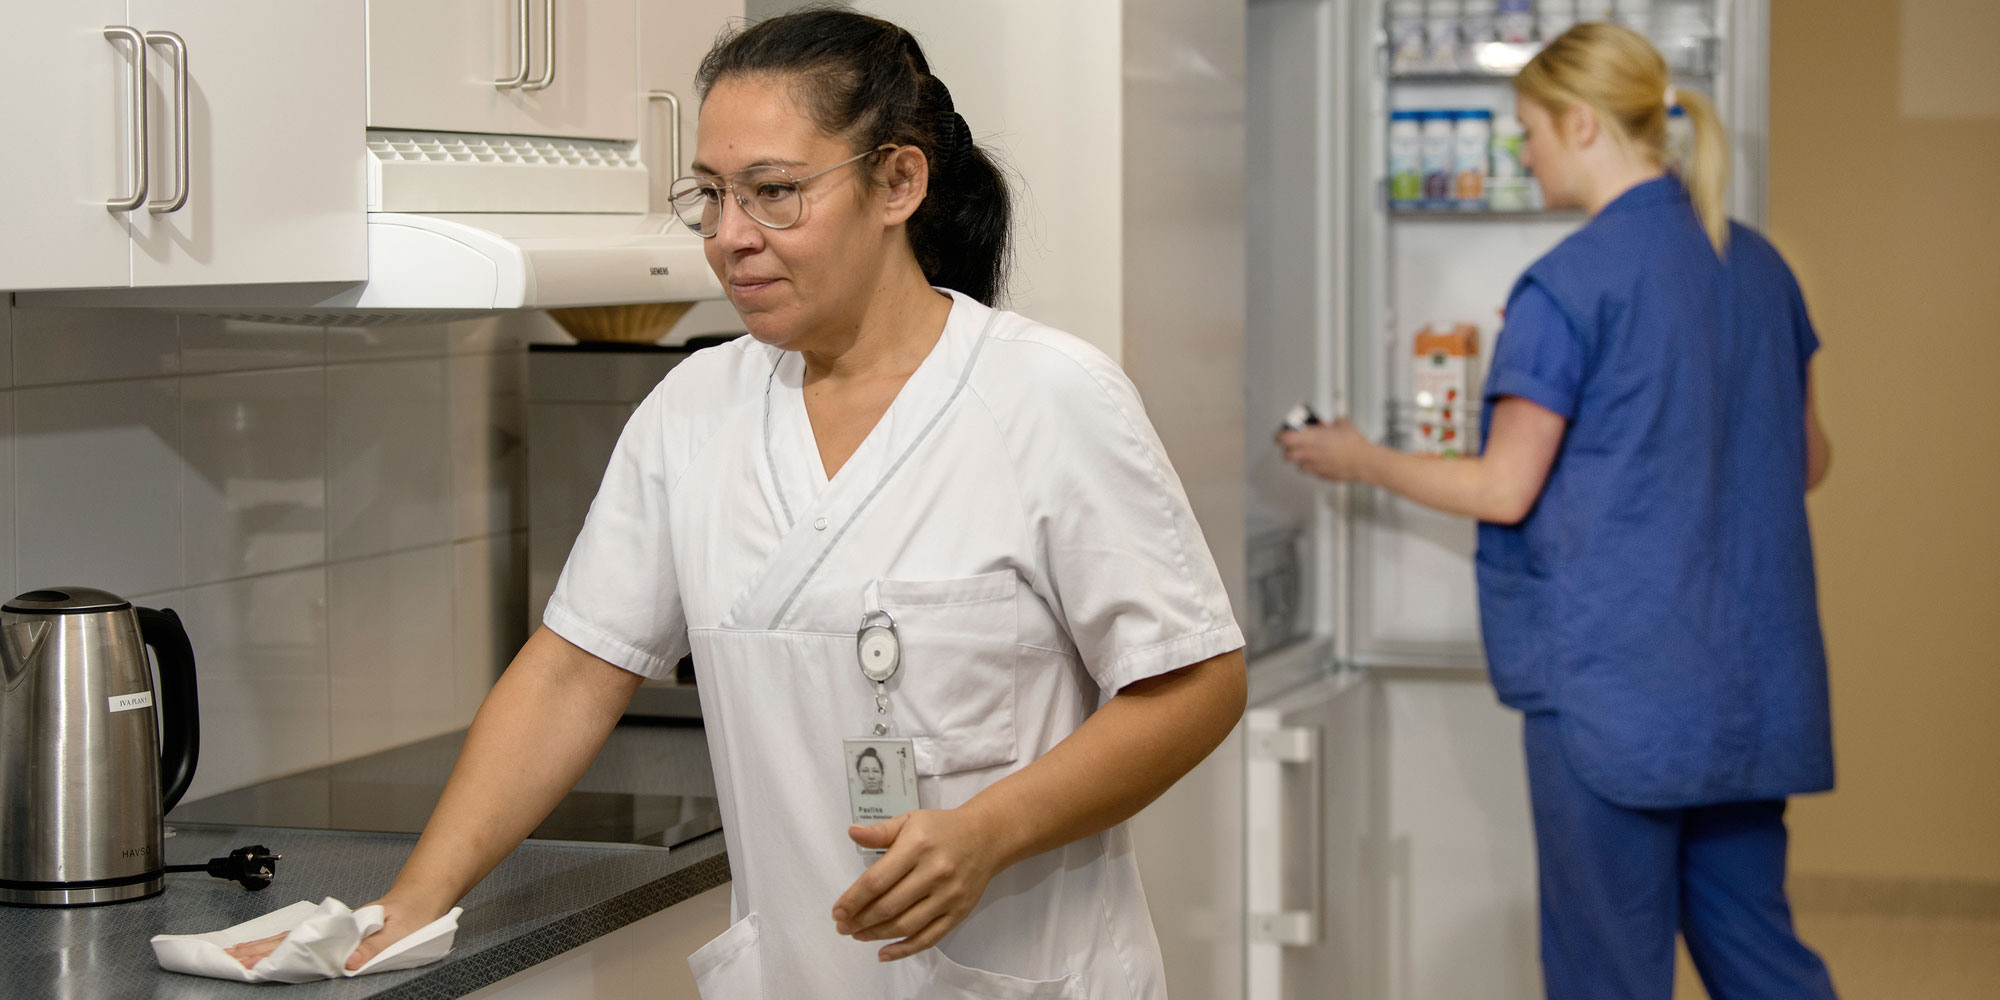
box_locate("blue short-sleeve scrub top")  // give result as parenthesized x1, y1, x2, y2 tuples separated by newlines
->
(1476, 176, 1833, 809)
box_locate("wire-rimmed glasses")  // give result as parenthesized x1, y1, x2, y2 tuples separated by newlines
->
(668, 145, 894, 238)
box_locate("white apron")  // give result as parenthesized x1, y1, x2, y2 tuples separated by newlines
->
(544, 292, 1242, 1000)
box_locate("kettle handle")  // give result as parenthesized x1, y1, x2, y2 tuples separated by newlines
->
(137, 607, 200, 813)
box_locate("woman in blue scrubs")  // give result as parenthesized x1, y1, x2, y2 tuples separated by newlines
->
(1279, 23, 1838, 1000)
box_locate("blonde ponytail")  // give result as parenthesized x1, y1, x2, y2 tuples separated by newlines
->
(1514, 22, 1732, 253)
(1671, 88, 1731, 253)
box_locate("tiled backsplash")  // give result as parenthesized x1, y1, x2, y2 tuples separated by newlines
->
(0, 297, 554, 803)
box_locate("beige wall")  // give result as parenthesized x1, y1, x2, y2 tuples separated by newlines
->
(1771, 0, 2000, 882)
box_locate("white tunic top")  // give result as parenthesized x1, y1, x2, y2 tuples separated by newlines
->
(545, 290, 1242, 1000)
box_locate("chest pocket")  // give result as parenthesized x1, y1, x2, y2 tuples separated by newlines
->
(873, 570, 1020, 776)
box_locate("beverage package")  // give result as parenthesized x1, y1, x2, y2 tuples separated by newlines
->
(1426, 0, 1464, 71)
(1487, 113, 1534, 211)
(1389, 0, 1428, 73)
(1498, 0, 1537, 44)
(1577, 0, 1615, 24)
(1389, 111, 1426, 207)
(1454, 109, 1492, 209)
(1666, 105, 1693, 168)
(1461, 0, 1499, 66)
(1412, 323, 1480, 457)
(1421, 111, 1458, 207)
(1613, 0, 1652, 33)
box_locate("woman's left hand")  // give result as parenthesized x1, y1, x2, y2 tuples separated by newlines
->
(1277, 418, 1377, 483)
(832, 808, 1007, 961)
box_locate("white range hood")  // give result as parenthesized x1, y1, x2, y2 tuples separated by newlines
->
(346, 130, 721, 312)
(21, 130, 722, 321)
(337, 210, 716, 311)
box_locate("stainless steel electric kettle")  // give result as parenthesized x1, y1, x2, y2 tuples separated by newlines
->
(0, 587, 199, 906)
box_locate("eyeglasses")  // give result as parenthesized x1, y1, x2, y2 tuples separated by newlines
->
(668, 145, 894, 238)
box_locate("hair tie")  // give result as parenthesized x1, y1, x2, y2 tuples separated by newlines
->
(925, 77, 973, 175)
(1664, 85, 1678, 108)
(948, 112, 975, 172)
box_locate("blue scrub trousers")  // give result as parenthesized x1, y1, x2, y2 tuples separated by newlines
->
(1523, 713, 1839, 1000)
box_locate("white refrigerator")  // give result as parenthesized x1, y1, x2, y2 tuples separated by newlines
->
(1237, 1, 1769, 997)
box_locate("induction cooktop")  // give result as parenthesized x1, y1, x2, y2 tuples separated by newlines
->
(169, 725, 723, 849)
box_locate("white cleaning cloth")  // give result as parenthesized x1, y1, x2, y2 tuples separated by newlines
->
(151, 898, 464, 983)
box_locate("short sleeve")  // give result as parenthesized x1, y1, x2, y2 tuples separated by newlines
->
(541, 386, 688, 679)
(1001, 345, 1244, 695)
(1486, 281, 1585, 419)
(1787, 270, 1821, 362)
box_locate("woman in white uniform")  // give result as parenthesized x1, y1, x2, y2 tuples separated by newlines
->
(229, 8, 1245, 998)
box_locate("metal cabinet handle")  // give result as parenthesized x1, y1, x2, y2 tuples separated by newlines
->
(103, 26, 149, 212)
(143, 30, 189, 214)
(522, 0, 555, 91)
(495, 0, 530, 88)
(646, 90, 682, 208)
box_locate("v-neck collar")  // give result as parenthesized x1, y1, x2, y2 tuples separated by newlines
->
(767, 291, 964, 519)
(731, 291, 997, 631)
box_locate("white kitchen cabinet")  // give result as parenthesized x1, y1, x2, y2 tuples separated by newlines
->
(0, 2, 364, 293)
(636, 0, 739, 206)
(0, 5, 140, 291)
(368, 0, 640, 142)
(127, 0, 365, 288)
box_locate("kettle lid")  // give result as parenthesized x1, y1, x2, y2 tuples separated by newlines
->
(3, 587, 133, 615)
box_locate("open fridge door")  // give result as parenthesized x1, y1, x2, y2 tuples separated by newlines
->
(1246, 1, 1768, 997)
(1246, 3, 1381, 997)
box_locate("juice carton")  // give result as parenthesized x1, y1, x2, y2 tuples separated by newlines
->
(1412, 323, 1480, 457)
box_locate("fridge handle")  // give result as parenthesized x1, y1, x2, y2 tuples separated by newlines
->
(1246, 713, 1322, 950)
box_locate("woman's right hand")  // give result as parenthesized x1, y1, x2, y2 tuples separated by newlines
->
(221, 895, 449, 972)
(1276, 417, 1380, 484)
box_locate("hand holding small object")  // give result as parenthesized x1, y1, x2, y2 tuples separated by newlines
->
(1277, 417, 1378, 483)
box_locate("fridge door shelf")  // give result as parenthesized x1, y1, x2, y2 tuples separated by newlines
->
(1388, 205, 1586, 221)
(1384, 398, 1483, 454)
(1386, 34, 1722, 82)
(1247, 525, 1311, 658)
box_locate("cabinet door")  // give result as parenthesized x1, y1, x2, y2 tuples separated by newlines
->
(370, 0, 638, 141)
(368, 0, 525, 136)
(513, 0, 639, 141)
(636, 0, 740, 207)
(0, 4, 135, 291)
(127, 0, 365, 287)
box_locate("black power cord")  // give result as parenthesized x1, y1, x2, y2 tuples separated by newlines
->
(163, 845, 282, 891)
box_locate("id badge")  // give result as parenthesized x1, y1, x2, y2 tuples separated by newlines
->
(843, 737, 918, 856)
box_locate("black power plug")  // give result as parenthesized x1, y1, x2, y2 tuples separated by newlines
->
(163, 844, 282, 891)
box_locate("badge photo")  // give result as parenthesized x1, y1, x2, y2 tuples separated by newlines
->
(843, 737, 918, 854)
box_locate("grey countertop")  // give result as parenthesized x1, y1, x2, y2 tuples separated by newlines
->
(1, 723, 729, 999)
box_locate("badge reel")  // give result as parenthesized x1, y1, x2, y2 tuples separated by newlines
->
(844, 611, 919, 856)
